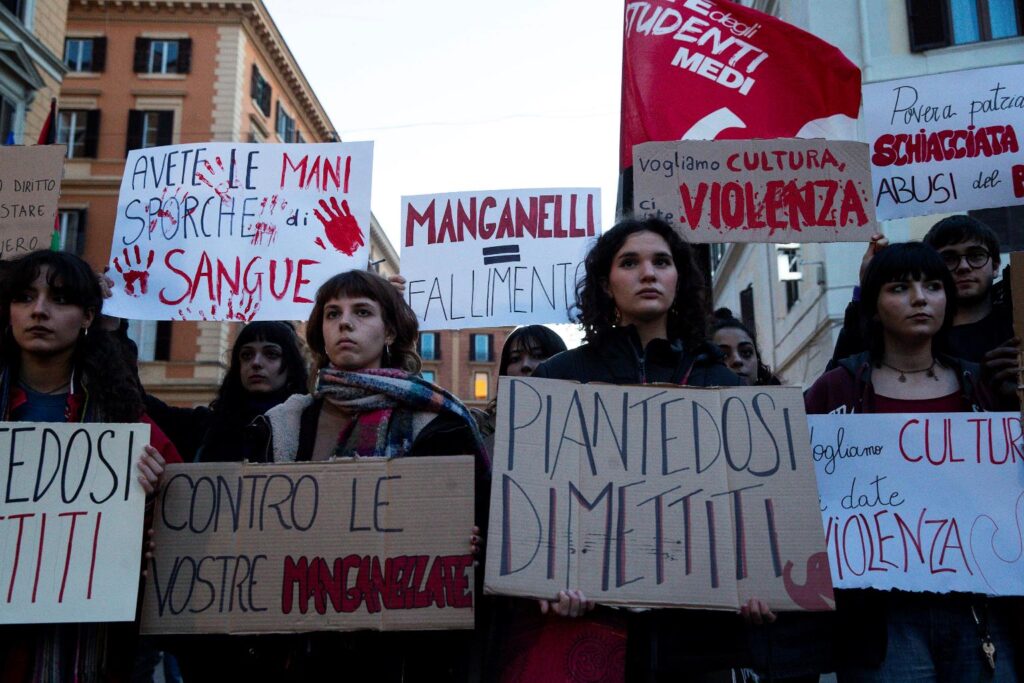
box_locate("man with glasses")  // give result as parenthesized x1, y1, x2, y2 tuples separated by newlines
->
(831, 215, 1018, 405)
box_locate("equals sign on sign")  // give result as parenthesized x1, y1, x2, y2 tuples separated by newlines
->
(482, 245, 520, 265)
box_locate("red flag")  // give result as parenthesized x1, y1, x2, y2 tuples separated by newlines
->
(37, 97, 56, 145)
(620, 0, 861, 170)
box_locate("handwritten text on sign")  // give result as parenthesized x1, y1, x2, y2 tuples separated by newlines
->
(402, 188, 600, 330)
(485, 379, 833, 611)
(0, 422, 149, 624)
(0, 145, 66, 259)
(864, 64, 1024, 220)
(141, 457, 475, 634)
(633, 139, 878, 243)
(105, 142, 373, 321)
(810, 413, 1024, 595)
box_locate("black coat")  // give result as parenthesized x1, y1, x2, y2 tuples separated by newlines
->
(536, 327, 751, 680)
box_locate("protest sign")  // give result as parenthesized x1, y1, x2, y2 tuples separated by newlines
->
(141, 457, 475, 634)
(485, 378, 833, 612)
(1013, 252, 1023, 418)
(401, 189, 600, 330)
(620, 0, 860, 170)
(810, 413, 1024, 595)
(633, 139, 878, 243)
(0, 422, 149, 624)
(0, 145, 66, 259)
(104, 142, 373, 321)
(864, 64, 1024, 220)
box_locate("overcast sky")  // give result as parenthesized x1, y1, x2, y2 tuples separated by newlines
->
(262, 0, 624, 251)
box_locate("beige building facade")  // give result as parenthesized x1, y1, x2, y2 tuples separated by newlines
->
(1, 0, 68, 144)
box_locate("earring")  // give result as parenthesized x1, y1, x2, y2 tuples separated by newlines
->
(83, 326, 89, 337)
(613, 309, 622, 325)
(385, 343, 391, 363)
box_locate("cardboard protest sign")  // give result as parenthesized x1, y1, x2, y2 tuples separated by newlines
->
(485, 378, 833, 612)
(810, 413, 1024, 595)
(141, 457, 475, 634)
(633, 139, 878, 243)
(620, 0, 861, 170)
(104, 142, 373, 321)
(0, 145, 66, 259)
(0, 422, 150, 624)
(401, 189, 600, 330)
(864, 64, 1024, 220)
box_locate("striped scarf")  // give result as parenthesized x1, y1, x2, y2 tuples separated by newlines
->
(316, 367, 484, 459)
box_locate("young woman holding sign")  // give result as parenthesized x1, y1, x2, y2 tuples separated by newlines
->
(521, 217, 745, 682)
(253, 269, 487, 682)
(805, 242, 1017, 681)
(0, 250, 180, 683)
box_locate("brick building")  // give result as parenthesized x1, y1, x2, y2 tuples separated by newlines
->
(56, 0, 396, 406)
(1, 0, 68, 143)
(418, 327, 513, 408)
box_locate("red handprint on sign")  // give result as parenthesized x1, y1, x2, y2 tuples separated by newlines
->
(225, 292, 260, 321)
(251, 194, 288, 247)
(112, 246, 155, 297)
(313, 197, 364, 256)
(195, 157, 233, 205)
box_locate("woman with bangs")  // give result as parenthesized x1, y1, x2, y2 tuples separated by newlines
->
(254, 269, 487, 682)
(805, 242, 1017, 681)
(0, 250, 179, 683)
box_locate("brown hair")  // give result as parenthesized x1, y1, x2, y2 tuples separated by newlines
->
(305, 270, 421, 373)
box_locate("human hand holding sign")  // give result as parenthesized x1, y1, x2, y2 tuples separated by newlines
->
(113, 246, 155, 297)
(314, 197, 365, 255)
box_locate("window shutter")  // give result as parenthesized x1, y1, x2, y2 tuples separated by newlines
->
(177, 39, 192, 73)
(906, 0, 951, 51)
(92, 37, 107, 72)
(250, 65, 260, 99)
(133, 38, 150, 73)
(126, 110, 143, 154)
(84, 110, 101, 158)
(154, 321, 173, 361)
(275, 101, 281, 136)
(487, 334, 494, 362)
(156, 111, 174, 146)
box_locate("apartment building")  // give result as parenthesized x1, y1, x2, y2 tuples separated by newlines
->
(1, 0, 67, 143)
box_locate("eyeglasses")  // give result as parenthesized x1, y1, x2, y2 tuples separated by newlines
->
(940, 248, 991, 271)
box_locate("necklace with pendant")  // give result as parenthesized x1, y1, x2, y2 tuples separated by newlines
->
(880, 358, 939, 383)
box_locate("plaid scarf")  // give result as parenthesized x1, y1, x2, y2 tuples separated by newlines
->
(316, 367, 484, 459)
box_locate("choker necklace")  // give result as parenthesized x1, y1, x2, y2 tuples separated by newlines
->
(879, 358, 938, 383)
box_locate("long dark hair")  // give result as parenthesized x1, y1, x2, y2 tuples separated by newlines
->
(859, 242, 957, 361)
(711, 308, 780, 385)
(498, 325, 567, 375)
(211, 321, 308, 413)
(0, 250, 144, 421)
(306, 270, 421, 373)
(574, 217, 708, 347)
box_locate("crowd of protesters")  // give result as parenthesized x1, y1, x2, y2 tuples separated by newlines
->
(0, 213, 1019, 683)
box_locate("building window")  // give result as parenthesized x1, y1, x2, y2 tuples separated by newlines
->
(133, 38, 192, 74)
(296, 130, 306, 144)
(419, 332, 439, 360)
(1, 0, 27, 22)
(275, 102, 296, 142)
(474, 371, 490, 400)
(56, 110, 100, 158)
(470, 334, 492, 362)
(739, 285, 756, 337)
(126, 320, 172, 362)
(64, 37, 106, 72)
(778, 247, 801, 311)
(58, 209, 86, 255)
(421, 370, 436, 384)
(709, 243, 728, 279)
(969, 206, 1024, 252)
(0, 93, 16, 144)
(907, 0, 1022, 51)
(126, 110, 173, 153)
(250, 65, 272, 117)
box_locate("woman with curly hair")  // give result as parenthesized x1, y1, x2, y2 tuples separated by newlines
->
(523, 217, 743, 682)
(0, 250, 180, 683)
(253, 269, 487, 682)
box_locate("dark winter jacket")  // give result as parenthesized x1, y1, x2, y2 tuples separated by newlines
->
(534, 326, 750, 680)
(806, 351, 994, 415)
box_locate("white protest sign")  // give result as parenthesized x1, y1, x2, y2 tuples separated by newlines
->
(810, 413, 1024, 595)
(864, 64, 1024, 220)
(0, 423, 150, 623)
(401, 189, 600, 330)
(105, 142, 373, 321)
